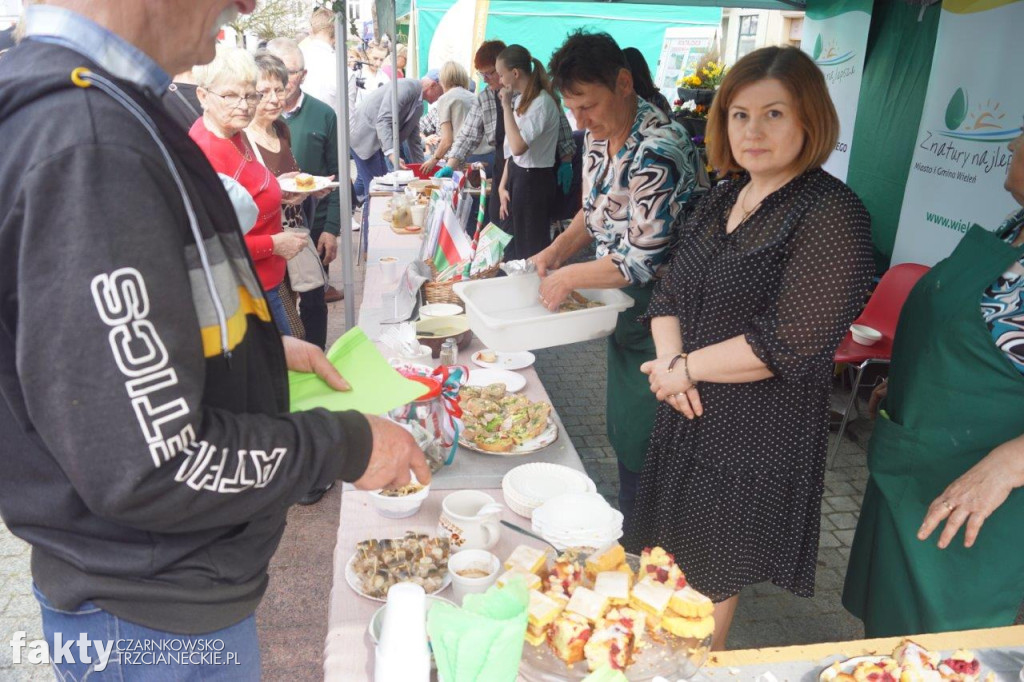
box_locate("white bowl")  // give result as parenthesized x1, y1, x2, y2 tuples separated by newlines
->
(420, 303, 464, 319)
(448, 549, 501, 603)
(367, 479, 430, 518)
(850, 324, 882, 346)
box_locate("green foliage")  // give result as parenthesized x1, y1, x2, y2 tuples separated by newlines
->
(944, 87, 968, 130)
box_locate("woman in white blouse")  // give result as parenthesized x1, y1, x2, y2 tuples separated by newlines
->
(496, 44, 566, 260)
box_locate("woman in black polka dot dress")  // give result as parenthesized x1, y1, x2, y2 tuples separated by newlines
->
(624, 47, 874, 650)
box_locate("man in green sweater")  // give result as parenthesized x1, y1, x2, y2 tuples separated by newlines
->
(268, 38, 344, 342)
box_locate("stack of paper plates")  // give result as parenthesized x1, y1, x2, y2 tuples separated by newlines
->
(502, 463, 596, 519)
(531, 493, 622, 551)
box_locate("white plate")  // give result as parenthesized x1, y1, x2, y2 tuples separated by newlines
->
(279, 175, 339, 193)
(376, 171, 414, 186)
(345, 553, 452, 602)
(471, 350, 536, 370)
(504, 464, 594, 505)
(465, 368, 526, 393)
(459, 418, 558, 456)
(819, 656, 891, 681)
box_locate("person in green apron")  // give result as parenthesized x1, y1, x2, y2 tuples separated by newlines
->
(844, 125, 1024, 637)
(530, 31, 705, 536)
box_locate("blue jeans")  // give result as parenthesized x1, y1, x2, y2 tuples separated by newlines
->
(618, 460, 641, 543)
(352, 149, 389, 204)
(33, 585, 260, 680)
(264, 286, 290, 336)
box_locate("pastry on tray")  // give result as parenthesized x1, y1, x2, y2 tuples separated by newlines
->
(506, 543, 715, 674)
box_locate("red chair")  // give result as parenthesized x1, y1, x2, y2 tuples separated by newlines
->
(829, 263, 930, 467)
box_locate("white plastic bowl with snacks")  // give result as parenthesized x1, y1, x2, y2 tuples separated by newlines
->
(850, 324, 883, 346)
(453, 273, 635, 352)
(367, 479, 430, 518)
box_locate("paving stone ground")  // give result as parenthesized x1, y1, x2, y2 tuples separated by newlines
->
(0, 231, 879, 677)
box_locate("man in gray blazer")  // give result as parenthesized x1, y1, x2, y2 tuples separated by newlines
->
(351, 75, 442, 203)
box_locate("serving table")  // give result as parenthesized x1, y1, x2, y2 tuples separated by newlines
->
(325, 192, 587, 679)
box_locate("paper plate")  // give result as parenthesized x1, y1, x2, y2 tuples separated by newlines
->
(465, 368, 526, 393)
(279, 175, 338, 193)
(471, 350, 536, 370)
(503, 464, 595, 507)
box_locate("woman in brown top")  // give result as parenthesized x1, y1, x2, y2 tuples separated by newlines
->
(245, 52, 330, 338)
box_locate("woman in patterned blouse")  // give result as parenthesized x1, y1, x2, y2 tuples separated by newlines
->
(845, 122, 1024, 637)
(536, 31, 704, 541)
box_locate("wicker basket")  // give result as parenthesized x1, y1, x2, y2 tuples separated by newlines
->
(423, 261, 501, 305)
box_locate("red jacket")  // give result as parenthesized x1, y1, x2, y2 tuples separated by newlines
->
(190, 120, 285, 291)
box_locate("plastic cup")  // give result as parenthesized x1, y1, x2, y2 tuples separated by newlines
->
(377, 582, 429, 657)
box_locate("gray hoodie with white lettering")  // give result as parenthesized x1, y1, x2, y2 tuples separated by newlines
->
(0, 41, 372, 633)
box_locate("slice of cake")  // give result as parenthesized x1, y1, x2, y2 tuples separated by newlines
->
(548, 612, 592, 665)
(594, 571, 630, 606)
(669, 585, 714, 619)
(639, 546, 687, 589)
(661, 612, 715, 640)
(583, 622, 633, 672)
(525, 589, 565, 646)
(565, 586, 610, 624)
(496, 567, 541, 591)
(584, 542, 626, 582)
(505, 545, 547, 574)
(547, 557, 583, 598)
(629, 577, 674, 629)
(602, 606, 647, 645)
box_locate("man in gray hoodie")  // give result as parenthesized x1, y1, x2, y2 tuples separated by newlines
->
(0, 1, 429, 678)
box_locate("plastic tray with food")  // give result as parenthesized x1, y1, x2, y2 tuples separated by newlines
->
(502, 543, 713, 681)
(453, 273, 635, 352)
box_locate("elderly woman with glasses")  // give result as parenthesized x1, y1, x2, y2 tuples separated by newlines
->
(190, 46, 308, 336)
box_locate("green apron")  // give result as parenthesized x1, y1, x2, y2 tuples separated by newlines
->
(606, 283, 658, 473)
(843, 224, 1024, 637)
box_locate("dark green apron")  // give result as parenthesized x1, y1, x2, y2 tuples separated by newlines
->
(843, 224, 1024, 637)
(606, 283, 658, 473)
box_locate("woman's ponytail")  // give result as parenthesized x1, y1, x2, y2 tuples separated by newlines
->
(499, 45, 558, 115)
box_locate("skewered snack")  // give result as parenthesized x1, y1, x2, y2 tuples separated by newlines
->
(558, 291, 605, 313)
(377, 482, 425, 497)
(351, 532, 449, 598)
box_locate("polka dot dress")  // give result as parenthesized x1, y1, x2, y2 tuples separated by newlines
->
(625, 169, 875, 602)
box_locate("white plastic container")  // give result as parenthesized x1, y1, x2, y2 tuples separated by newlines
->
(453, 273, 635, 351)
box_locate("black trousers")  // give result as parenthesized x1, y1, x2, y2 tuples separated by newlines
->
(300, 227, 329, 350)
(504, 160, 554, 262)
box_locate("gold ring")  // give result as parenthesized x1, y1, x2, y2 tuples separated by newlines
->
(942, 500, 954, 512)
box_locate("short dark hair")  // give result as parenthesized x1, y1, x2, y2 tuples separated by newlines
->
(474, 40, 507, 70)
(254, 51, 289, 89)
(548, 30, 627, 93)
(622, 47, 657, 101)
(706, 46, 839, 175)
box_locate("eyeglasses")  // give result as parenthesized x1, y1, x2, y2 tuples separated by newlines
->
(477, 69, 497, 79)
(286, 68, 305, 77)
(205, 89, 261, 108)
(258, 87, 287, 101)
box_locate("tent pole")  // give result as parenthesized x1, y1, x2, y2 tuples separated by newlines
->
(390, 0, 401, 172)
(335, 5, 356, 329)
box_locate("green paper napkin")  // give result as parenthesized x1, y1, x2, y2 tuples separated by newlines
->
(426, 582, 529, 682)
(288, 327, 426, 414)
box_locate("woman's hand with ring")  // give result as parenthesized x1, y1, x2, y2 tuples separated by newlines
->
(918, 440, 1024, 548)
(537, 267, 574, 311)
(641, 355, 695, 401)
(666, 388, 704, 419)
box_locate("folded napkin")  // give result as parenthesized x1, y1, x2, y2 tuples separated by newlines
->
(426, 582, 529, 682)
(288, 327, 426, 414)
